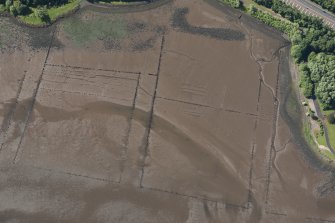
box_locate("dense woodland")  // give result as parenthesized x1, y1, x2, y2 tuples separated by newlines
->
(252, 0, 335, 109)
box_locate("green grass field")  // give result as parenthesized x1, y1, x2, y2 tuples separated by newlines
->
(315, 110, 334, 151)
(318, 100, 335, 148)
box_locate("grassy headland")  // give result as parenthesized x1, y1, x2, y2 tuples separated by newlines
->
(0, 0, 81, 26)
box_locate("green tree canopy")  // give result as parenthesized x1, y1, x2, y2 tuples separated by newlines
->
(316, 74, 335, 109)
(308, 53, 335, 83)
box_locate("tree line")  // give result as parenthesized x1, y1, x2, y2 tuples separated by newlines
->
(251, 0, 335, 109)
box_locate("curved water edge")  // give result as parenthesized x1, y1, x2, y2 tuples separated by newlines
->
(269, 23, 335, 172)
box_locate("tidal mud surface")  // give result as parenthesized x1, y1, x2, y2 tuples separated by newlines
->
(0, 0, 335, 222)
(172, 7, 245, 40)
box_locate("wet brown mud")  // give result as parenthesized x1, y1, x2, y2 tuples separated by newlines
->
(1, 0, 335, 222)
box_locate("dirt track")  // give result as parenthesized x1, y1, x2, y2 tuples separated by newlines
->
(0, 0, 335, 222)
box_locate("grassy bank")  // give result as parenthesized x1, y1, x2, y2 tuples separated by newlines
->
(21, 0, 81, 26)
(324, 109, 335, 148)
(1, 0, 81, 26)
(316, 132, 327, 146)
(304, 119, 335, 160)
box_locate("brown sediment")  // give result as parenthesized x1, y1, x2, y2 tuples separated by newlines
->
(1, 0, 335, 222)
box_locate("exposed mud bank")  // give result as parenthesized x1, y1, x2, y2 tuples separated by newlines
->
(1, 0, 335, 222)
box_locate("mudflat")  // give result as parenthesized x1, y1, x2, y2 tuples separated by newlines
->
(0, 0, 335, 222)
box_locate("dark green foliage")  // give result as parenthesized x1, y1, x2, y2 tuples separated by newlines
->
(306, 53, 335, 107)
(316, 75, 335, 109)
(9, 1, 29, 15)
(327, 112, 335, 124)
(307, 53, 335, 83)
(9, 5, 17, 15)
(310, 0, 335, 14)
(5, 0, 11, 9)
(290, 40, 310, 62)
(35, 6, 49, 21)
(20, 0, 68, 7)
(299, 64, 314, 98)
(319, 120, 325, 136)
(253, 0, 272, 8)
(16, 3, 29, 14)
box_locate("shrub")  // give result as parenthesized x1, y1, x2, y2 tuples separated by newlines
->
(299, 64, 314, 98)
(0, 4, 6, 12)
(318, 120, 325, 136)
(247, 4, 296, 35)
(327, 112, 335, 124)
(315, 75, 335, 109)
(9, 5, 17, 16)
(4, 0, 11, 10)
(35, 7, 49, 22)
(5, 0, 11, 7)
(16, 4, 29, 15)
(9, 1, 29, 15)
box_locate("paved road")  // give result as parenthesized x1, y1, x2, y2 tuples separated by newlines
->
(282, 0, 335, 29)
